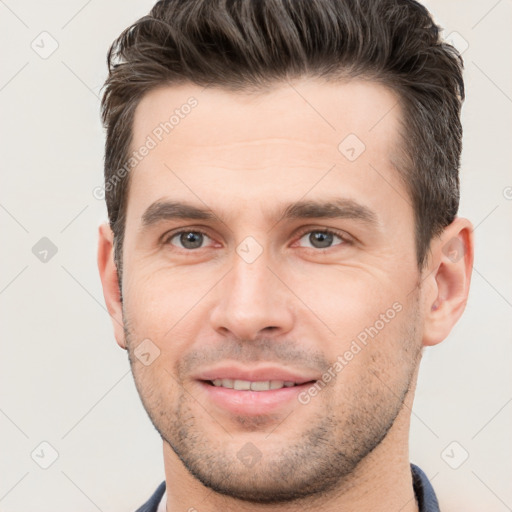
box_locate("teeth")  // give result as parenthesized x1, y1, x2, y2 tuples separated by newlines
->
(250, 381, 270, 391)
(210, 379, 298, 391)
(234, 379, 251, 390)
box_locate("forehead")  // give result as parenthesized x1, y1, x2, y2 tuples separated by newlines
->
(126, 78, 408, 228)
(132, 78, 401, 154)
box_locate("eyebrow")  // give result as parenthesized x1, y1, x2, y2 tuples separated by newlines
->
(141, 198, 379, 230)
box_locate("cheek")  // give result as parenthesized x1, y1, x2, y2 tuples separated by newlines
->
(287, 264, 404, 344)
(123, 264, 220, 365)
(320, 303, 419, 411)
(124, 262, 208, 323)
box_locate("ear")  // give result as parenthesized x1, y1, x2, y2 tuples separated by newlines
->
(422, 217, 474, 347)
(97, 222, 126, 350)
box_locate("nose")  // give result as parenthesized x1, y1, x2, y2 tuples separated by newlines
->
(209, 246, 295, 341)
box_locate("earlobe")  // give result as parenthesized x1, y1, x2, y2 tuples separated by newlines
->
(97, 222, 126, 350)
(422, 217, 474, 347)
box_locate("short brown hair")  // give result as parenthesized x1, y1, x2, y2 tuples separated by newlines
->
(101, 0, 464, 286)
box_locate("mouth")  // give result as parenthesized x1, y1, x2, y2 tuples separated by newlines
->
(194, 367, 319, 416)
(205, 378, 314, 391)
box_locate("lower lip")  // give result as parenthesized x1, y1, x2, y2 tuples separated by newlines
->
(198, 381, 315, 416)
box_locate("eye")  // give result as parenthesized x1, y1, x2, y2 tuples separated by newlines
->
(296, 228, 349, 250)
(162, 227, 351, 252)
(165, 230, 214, 250)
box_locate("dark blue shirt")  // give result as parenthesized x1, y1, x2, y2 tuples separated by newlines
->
(135, 463, 440, 512)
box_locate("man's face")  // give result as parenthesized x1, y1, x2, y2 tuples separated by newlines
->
(120, 79, 425, 502)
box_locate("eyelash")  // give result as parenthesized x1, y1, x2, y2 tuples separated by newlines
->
(295, 226, 351, 241)
(162, 227, 353, 251)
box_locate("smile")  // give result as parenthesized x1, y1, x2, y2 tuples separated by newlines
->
(209, 379, 301, 391)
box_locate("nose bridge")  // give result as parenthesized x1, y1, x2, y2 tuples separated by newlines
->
(230, 247, 273, 307)
(210, 240, 294, 339)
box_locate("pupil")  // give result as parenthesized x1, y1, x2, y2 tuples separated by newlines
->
(310, 231, 332, 248)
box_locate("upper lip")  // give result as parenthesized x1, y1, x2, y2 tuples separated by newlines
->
(194, 365, 319, 385)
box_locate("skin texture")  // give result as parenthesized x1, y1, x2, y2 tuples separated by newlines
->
(98, 78, 474, 512)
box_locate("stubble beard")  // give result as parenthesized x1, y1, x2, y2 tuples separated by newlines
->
(123, 301, 422, 504)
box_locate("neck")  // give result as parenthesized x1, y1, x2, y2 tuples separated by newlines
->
(162, 372, 420, 512)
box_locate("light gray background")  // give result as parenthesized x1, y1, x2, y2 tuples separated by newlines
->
(1, 1, 511, 510)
